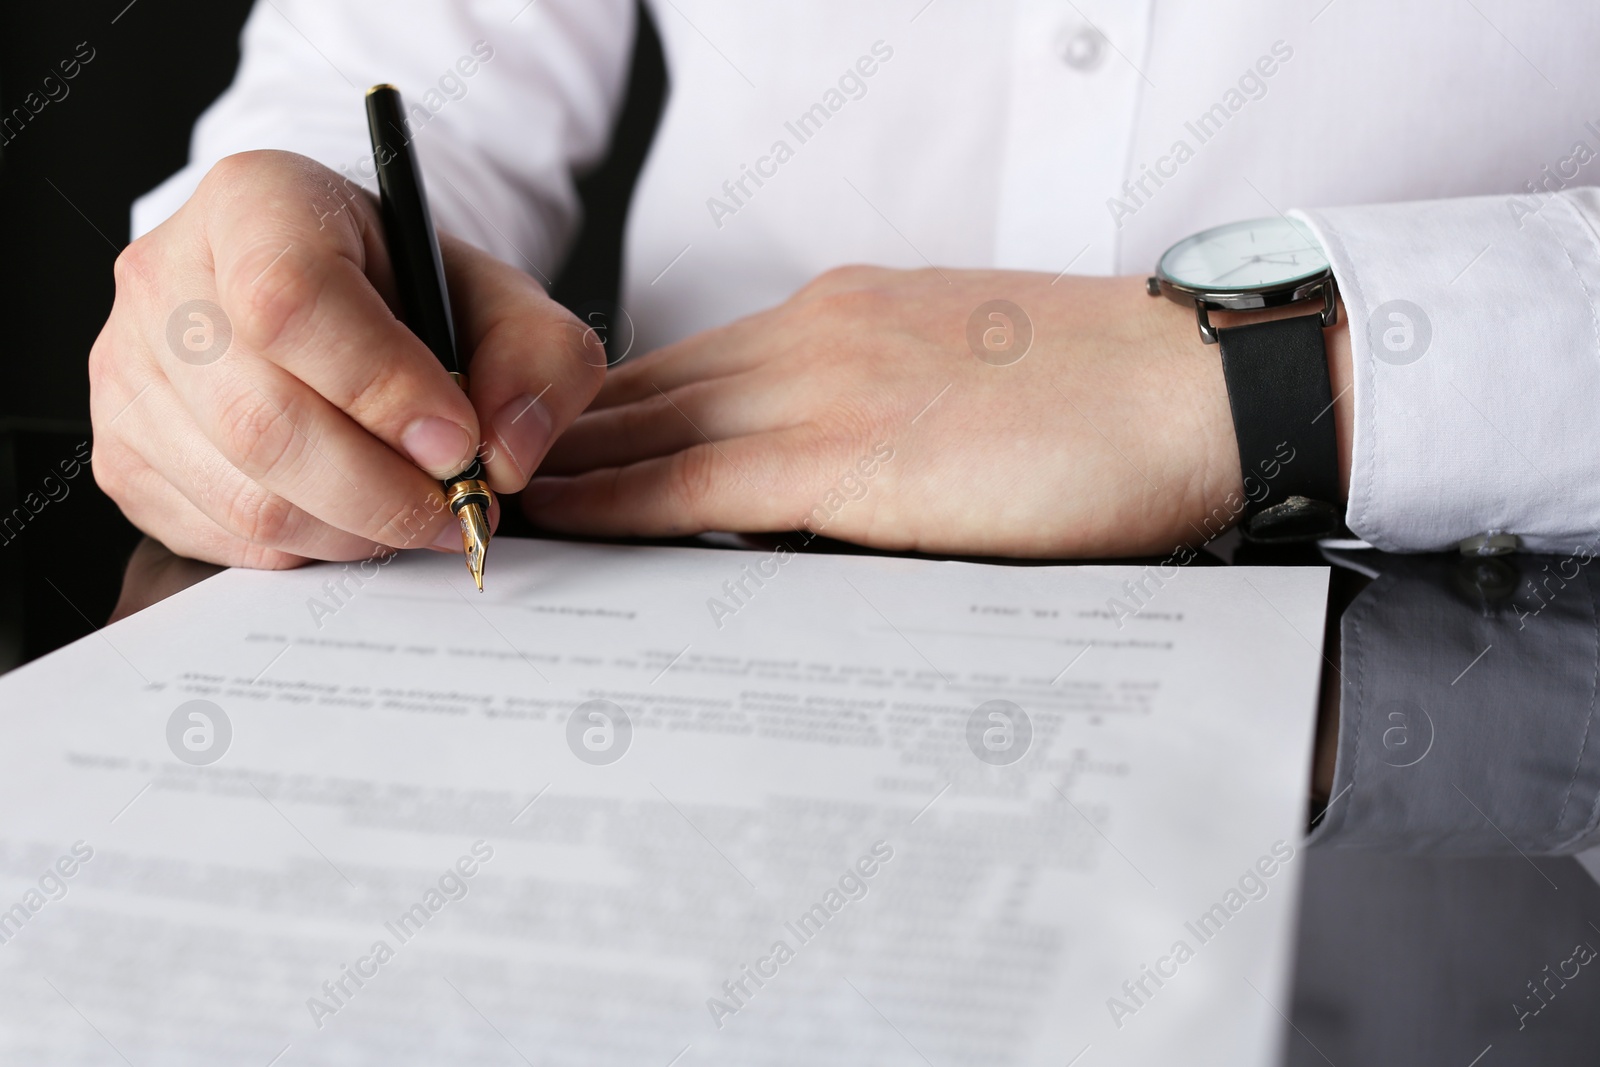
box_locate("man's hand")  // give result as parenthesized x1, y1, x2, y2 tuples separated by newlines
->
(529, 266, 1351, 558)
(90, 150, 605, 568)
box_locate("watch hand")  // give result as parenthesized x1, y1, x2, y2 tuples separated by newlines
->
(1210, 256, 1265, 282)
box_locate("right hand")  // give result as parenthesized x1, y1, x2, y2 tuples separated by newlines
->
(90, 149, 604, 569)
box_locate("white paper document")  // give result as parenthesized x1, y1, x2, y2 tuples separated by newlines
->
(0, 539, 1327, 1066)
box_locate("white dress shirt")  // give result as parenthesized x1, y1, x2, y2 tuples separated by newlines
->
(133, 0, 1600, 555)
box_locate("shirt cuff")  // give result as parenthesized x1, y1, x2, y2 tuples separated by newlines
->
(1292, 191, 1600, 554)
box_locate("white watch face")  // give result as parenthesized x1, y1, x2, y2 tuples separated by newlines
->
(1159, 216, 1328, 290)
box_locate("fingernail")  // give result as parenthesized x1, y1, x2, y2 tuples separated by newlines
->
(523, 477, 569, 510)
(402, 416, 473, 478)
(490, 394, 553, 480)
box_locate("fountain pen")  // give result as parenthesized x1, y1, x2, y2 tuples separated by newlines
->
(364, 84, 491, 589)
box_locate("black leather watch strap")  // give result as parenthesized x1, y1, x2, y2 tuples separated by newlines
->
(1215, 313, 1342, 541)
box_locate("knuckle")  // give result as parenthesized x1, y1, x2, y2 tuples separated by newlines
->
(579, 336, 611, 387)
(819, 284, 890, 316)
(556, 311, 612, 381)
(201, 150, 306, 205)
(204, 150, 360, 246)
(339, 353, 411, 427)
(634, 390, 683, 440)
(172, 521, 305, 570)
(535, 306, 597, 365)
(87, 317, 146, 403)
(222, 483, 300, 547)
(792, 286, 890, 342)
(226, 246, 321, 354)
(802, 263, 879, 296)
(213, 388, 302, 480)
(86, 333, 117, 399)
(112, 235, 154, 293)
(667, 445, 720, 513)
(551, 306, 588, 343)
(89, 442, 128, 502)
(202, 150, 266, 193)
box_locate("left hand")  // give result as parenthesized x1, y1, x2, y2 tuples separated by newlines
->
(527, 266, 1313, 558)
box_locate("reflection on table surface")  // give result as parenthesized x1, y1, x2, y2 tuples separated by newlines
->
(1293, 550, 1600, 1065)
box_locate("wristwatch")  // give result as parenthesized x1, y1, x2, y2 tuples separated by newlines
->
(1148, 216, 1345, 542)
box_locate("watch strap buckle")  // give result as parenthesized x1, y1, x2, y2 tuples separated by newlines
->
(1195, 281, 1337, 346)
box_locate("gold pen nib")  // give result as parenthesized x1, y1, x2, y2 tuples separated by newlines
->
(446, 476, 493, 591)
(456, 499, 490, 591)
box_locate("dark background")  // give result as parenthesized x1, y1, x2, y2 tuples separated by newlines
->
(0, 0, 664, 670)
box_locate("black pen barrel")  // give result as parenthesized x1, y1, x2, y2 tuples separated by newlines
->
(364, 84, 459, 374)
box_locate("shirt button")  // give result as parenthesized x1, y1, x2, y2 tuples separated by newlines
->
(1058, 25, 1107, 72)
(1458, 532, 1519, 556)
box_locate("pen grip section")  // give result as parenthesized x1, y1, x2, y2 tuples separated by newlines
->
(444, 464, 490, 512)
